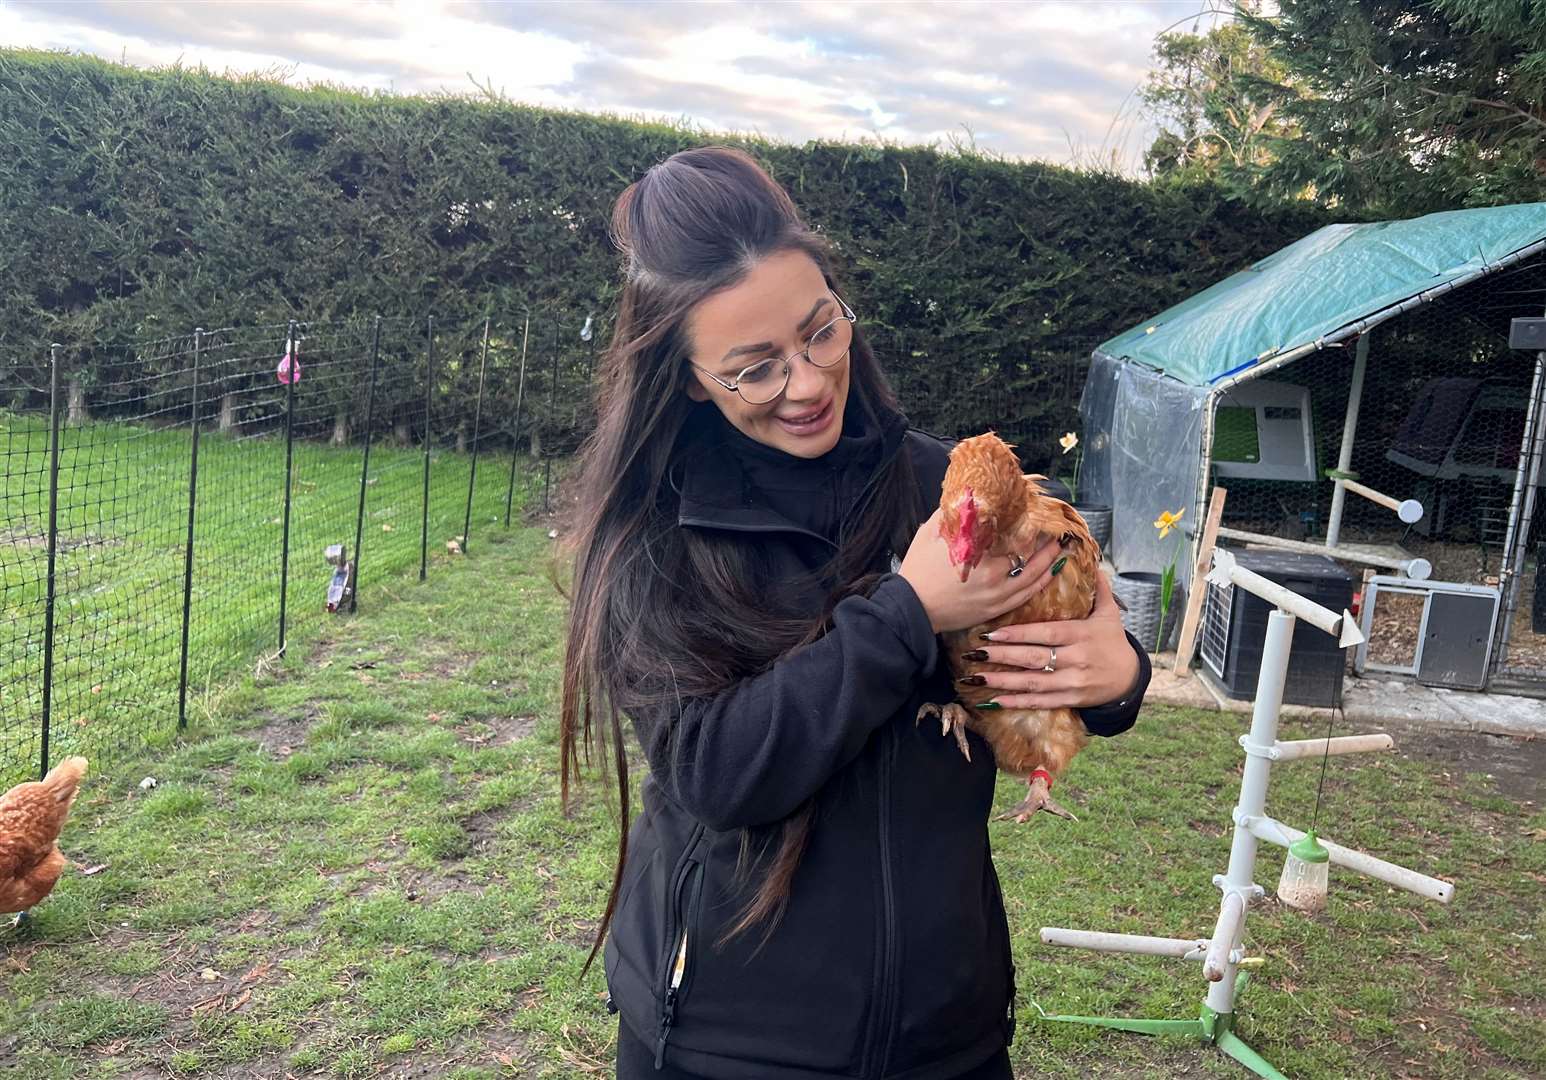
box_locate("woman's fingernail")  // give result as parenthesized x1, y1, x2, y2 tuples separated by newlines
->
(979, 631, 1000, 642)
(957, 675, 987, 686)
(976, 701, 1002, 711)
(961, 649, 989, 661)
(1050, 556, 1068, 576)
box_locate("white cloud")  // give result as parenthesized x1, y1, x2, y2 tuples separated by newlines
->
(0, 0, 1200, 170)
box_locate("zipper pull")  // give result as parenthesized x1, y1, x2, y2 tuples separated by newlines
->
(654, 988, 678, 1069)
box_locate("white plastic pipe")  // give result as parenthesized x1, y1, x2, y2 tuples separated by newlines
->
(1340, 478, 1424, 524)
(1245, 814, 1455, 904)
(1326, 335, 1370, 547)
(1205, 608, 1296, 1016)
(1214, 526, 1433, 580)
(1263, 733, 1395, 761)
(1039, 927, 1209, 961)
(1209, 548, 1367, 647)
(1204, 891, 1247, 982)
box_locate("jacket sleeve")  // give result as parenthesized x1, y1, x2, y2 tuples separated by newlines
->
(629, 574, 939, 832)
(1076, 631, 1150, 737)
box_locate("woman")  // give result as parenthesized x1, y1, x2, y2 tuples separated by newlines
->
(560, 146, 1148, 1080)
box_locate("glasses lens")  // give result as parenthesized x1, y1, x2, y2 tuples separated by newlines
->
(806, 317, 853, 368)
(737, 357, 789, 404)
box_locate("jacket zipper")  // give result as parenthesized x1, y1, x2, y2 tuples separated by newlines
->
(868, 723, 899, 1079)
(655, 842, 705, 1069)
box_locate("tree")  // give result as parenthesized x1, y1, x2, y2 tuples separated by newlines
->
(1237, 0, 1546, 214)
(1141, 20, 1298, 194)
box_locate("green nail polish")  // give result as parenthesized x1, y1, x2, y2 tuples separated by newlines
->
(976, 701, 1002, 711)
(1050, 556, 1068, 576)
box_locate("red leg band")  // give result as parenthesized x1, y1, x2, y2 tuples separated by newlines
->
(1030, 768, 1054, 789)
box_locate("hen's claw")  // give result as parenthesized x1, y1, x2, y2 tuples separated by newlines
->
(915, 702, 973, 762)
(996, 773, 1078, 823)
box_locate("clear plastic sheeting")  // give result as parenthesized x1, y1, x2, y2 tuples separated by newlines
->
(1090, 361, 1208, 582)
(1076, 350, 1121, 510)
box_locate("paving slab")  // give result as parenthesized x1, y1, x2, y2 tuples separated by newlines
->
(1146, 652, 1545, 738)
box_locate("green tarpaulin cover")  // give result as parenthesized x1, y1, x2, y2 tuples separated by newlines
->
(1096, 203, 1546, 387)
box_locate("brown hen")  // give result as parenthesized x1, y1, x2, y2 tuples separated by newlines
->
(918, 433, 1100, 822)
(1, 756, 88, 926)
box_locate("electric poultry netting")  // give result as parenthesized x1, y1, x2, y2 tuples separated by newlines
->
(0, 313, 562, 784)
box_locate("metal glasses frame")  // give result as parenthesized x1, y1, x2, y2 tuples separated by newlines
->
(689, 291, 856, 403)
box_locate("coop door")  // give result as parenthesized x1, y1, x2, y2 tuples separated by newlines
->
(1357, 583, 1426, 676)
(1355, 577, 1501, 689)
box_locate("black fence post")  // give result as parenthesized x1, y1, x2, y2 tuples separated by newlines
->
(544, 313, 558, 513)
(421, 315, 434, 582)
(278, 321, 298, 657)
(177, 329, 204, 731)
(350, 316, 382, 614)
(504, 312, 529, 528)
(463, 317, 490, 554)
(39, 343, 62, 780)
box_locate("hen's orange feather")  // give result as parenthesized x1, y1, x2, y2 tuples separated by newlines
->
(935, 435, 1101, 791)
(0, 755, 88, 913)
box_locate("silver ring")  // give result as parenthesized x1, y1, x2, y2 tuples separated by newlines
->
(1043, 646, 1057, 673)
(1007, 553, 1025, 578)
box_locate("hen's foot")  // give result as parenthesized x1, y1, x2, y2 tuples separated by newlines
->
(996, 773, 1078, 823)
(915, 702, 972, 762)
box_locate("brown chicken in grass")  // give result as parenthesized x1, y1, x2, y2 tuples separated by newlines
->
(917, 434, 1100, 823)
(1, 756, 88, 927)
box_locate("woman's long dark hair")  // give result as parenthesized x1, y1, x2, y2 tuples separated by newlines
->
(560, 147, 921, 973)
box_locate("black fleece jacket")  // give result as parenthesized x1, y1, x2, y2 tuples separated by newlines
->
(603, 402, 1148, 1079)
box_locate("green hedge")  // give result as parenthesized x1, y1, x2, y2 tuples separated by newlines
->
(0, 49, 1325, 465)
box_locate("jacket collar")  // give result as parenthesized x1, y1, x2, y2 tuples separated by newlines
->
(672, 398, 910, 545)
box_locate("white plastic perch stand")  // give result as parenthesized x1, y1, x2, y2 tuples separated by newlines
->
(1038, 547, 1456, 1080)
(1212, 525, 1433, 580)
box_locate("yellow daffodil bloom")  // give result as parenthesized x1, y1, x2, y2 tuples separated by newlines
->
(1059, 432, 1079, 455)
(1154, 508, 1185, 539)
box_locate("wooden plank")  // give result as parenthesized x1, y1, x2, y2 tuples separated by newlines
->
(1172, 486, 1228, 676)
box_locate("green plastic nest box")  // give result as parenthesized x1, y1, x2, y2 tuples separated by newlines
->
(1212, 379, 1320, 483)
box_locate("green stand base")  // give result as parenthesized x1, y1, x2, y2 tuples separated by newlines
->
(1040, 975, 1289, 1080)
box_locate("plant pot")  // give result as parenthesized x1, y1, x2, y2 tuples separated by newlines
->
(1113, 571, 1185, 652)
(1075, 503, 1112, 555)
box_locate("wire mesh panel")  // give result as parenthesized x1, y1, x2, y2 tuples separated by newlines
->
(1208, 255, 1546, 690)
(0, 336, 203, 778)
(0, 347, 54, 780)
(0, 311, 555, 785)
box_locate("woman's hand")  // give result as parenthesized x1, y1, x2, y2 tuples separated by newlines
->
(898, 508, 1062, 633)
(966, 572, 1140, 709)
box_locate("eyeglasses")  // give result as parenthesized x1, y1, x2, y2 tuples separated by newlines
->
(690, 292, 856, 405)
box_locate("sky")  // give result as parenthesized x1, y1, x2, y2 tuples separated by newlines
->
(1, 1, 1226, 173)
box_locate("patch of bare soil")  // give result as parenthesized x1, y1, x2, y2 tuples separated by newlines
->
(0, 524, 121, 553)
(1383, 719, 1546, 804)
(428, 652, 476, 679)
(246, 706, 324, 757)
(455, 714, 537, 747)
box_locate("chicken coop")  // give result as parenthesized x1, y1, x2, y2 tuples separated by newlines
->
(1079, 203, 1546, 693)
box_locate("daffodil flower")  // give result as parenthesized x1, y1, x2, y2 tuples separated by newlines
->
(1059, 432, 1079, 455)
(1154, 508, 1184, 540)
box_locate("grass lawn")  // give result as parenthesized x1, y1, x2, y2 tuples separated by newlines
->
(1, 522, 1542, 1078)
